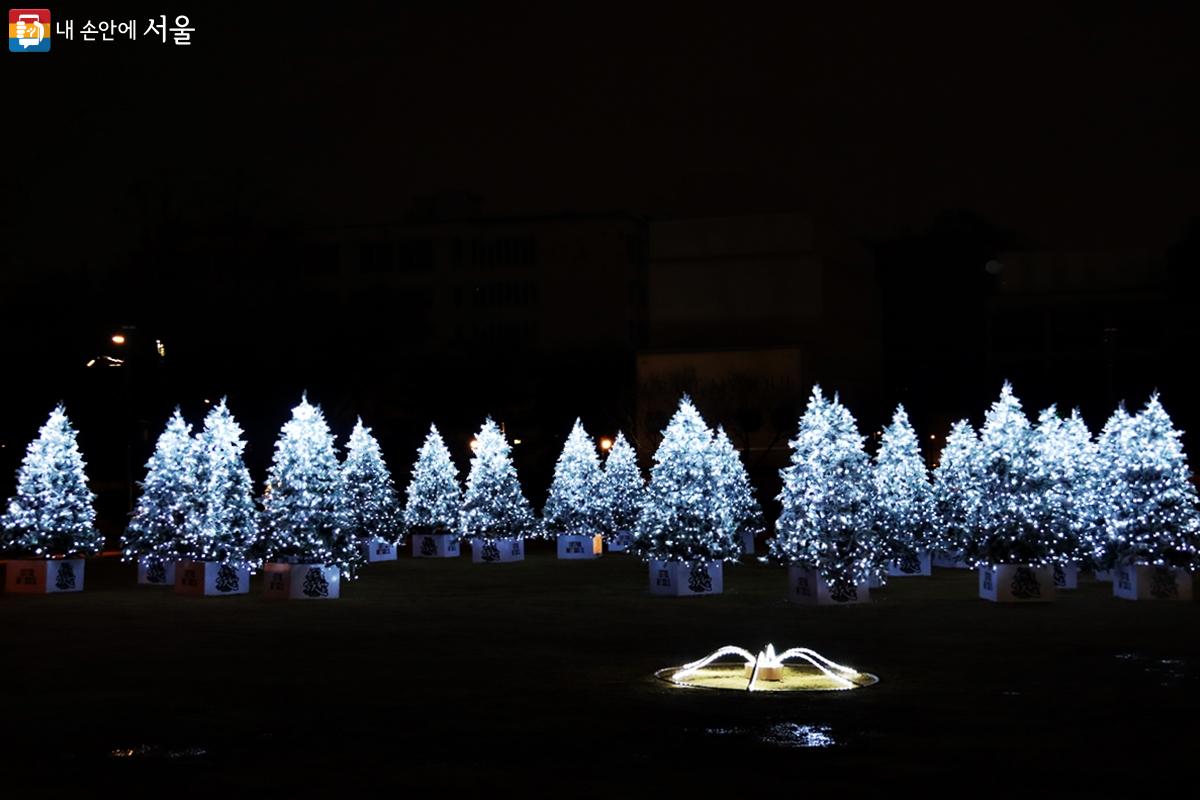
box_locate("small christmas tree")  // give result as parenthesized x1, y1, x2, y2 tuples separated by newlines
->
(931, 420, 980, 562)
(1097, 394, 1200, 570)
(175, 399, 259, 571)
(1, 404, 102, 558)
(964, 382, 1047, 567)
(598, 432, 644, 543)
(403, 424, 462, 538)
(711, 426, 765, 547)
(342, 418, 402, 545)
(768, 387, 883, 591)
(542, 419, 604, 539)
(122, 409, 196, 568)
(262, 395, 359, 577)
(633, 396, 740, 565)
(872, 405, 934, 569)
(459, 418, 537, 544)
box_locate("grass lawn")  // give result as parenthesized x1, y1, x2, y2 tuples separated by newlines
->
(2, 545, 1197, 795)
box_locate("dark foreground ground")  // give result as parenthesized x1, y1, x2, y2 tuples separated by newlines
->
(2, 546, 1197, 796)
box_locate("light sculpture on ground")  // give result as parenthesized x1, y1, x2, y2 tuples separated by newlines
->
(661, 642, 877, 692)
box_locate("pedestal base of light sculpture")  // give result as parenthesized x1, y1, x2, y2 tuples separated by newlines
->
(4, 559, 85, 594)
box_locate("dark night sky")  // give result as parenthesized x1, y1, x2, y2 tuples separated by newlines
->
(9, 2, 1200, 269)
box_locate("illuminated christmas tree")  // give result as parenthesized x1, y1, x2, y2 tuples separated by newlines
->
(964, 382, 1046, 566)
(633, 396, 740, 564)
(711, 426, 765, 546)
(459, 418, 537, 544)
(598, 431, 643, 543)
(122, 409, 196, 567)
(1096, 394, 1200, 570)
(342, 418, 402, 545)
(1, 404, 102, 558)
(1029, 406, 1095, 568)
(872, 405, 935, 567)
(175, 399, 259, 571)
(403, 424, 462, 538)
(1091, 404, 1134, 566)
(931, 419, 979, 562)
(261, 395, 360, 577)
(543, 419, 604, 537)
(768, 386, 883, 590)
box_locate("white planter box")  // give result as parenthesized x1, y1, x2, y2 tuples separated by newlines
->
(470, 538, 524, 563)
(137, 558, 176, 586)
(606, 531, 634, 552)
(360, 539, 397, 562)
(933, 552, 970, 569)
(557, 534, 601, 559)
(740, 531, 755, 555)
(1113, 565, 1194, 601)
(978, 564, 1054, 603)
(4, 558, 85, 594)
(1052, 564, 1079, 590)
(413, 533, 461, 558)
(788, 566, 869, 605)
(648, 560, 723, 596)
(261, 562, 342, 599)
(174, 560, 250, 597)
(887, 551, 932, 577)
(290, 564, 341, 599)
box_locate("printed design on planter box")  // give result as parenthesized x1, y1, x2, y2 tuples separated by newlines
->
(565, 539, 583, 555)
(146, 562, 167, 584)
(687, 564, 712, 594)
(267, 571, 286, 592)
(448, 538, 459, 553)
(829, 578, 858, 603)
(898, 552, 921, 574)
(794, 574, 812, 597)
(16, 567, 37, 586)
(374, 542, 391, 556)
(214, 564, 240, 593)
(180, 566, 199, 587)
(302, 567, 329, 598)
(655, 568, 671, 588)
(1053, 565, 1066, 587)
(1117, 569, 1133, 592)
(1010, 567, 1041, 599)
(482, 541, 500, 562)
(510, 541, 522, 557)
(982, 569, 993, 591)
(420, 536, 436, 556)
(1150, 568, 1178, 599)
(55, 562, 77, 591)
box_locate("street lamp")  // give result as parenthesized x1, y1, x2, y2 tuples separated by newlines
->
(599, 436, 613, 452)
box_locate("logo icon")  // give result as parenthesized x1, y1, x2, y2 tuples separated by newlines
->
(9, 8, 50, 52)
